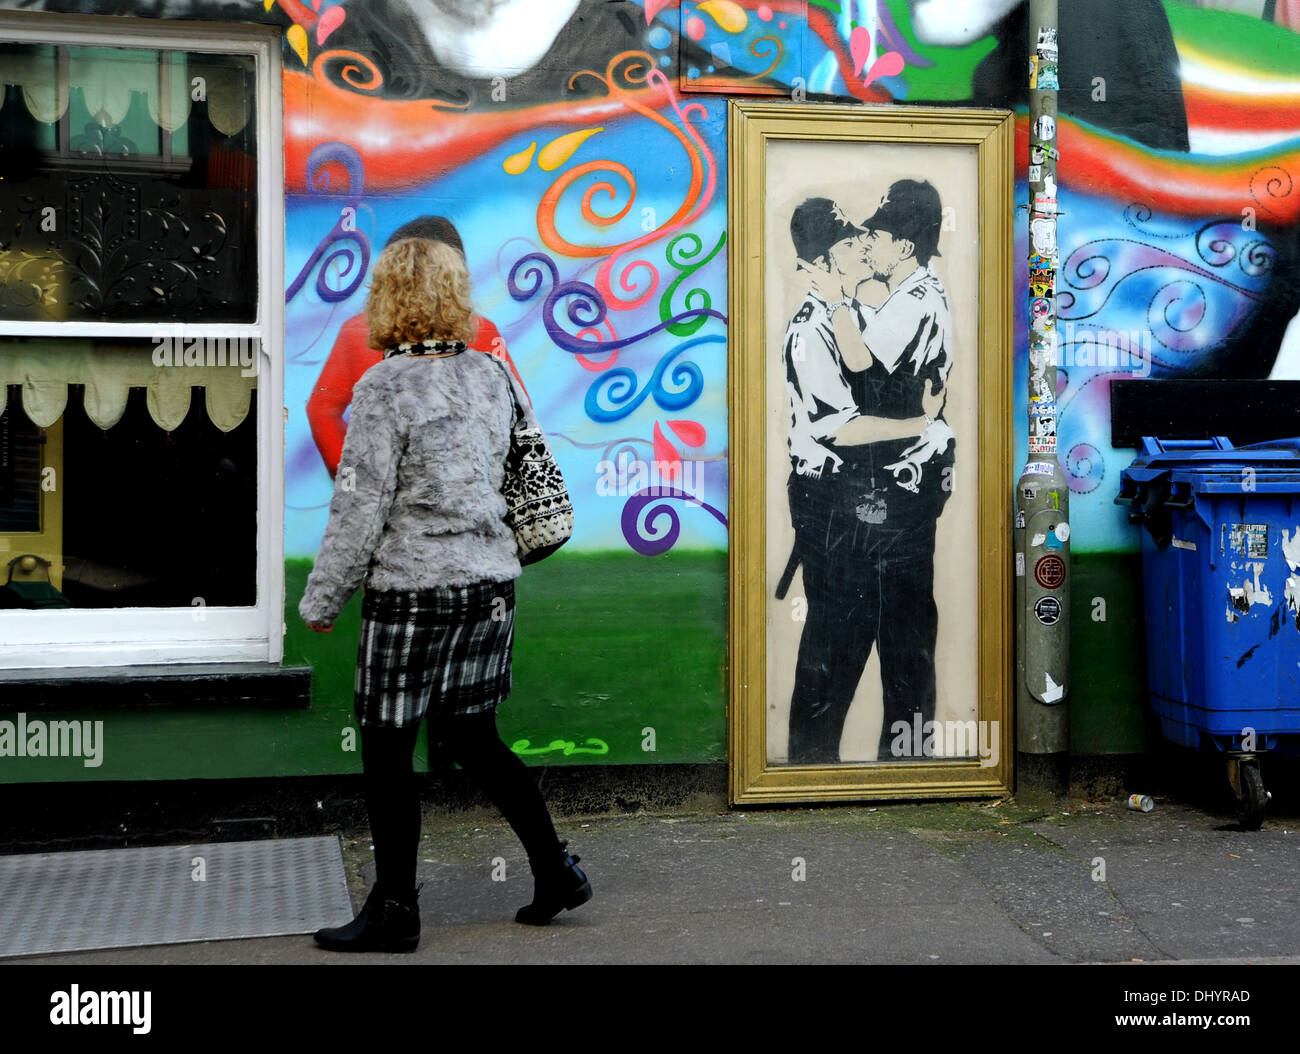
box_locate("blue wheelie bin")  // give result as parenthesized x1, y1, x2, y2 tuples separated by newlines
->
(1116, 436, 1300, 829)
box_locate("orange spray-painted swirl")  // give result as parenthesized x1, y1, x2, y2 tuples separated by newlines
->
(535, 51, 716, 313)
(311, 50, 385, 93)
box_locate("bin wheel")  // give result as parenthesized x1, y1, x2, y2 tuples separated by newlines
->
(1236, 759, 1267, 831)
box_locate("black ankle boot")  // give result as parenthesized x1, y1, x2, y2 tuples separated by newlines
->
(515, 841, 592, 926)
(314, 883, 421, 952)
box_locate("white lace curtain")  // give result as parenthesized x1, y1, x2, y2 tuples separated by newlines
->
(0, 343, 255, 432)
(0, 46, 250, 136)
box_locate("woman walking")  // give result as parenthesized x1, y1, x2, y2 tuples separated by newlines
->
(299, 237, 591, 952)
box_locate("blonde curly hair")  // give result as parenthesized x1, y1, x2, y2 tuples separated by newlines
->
(366, 238, 476, 348)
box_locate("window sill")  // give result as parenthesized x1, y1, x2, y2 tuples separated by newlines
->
(0, 663, 311, 713)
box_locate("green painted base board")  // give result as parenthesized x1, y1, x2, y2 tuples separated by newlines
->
(1067, 552, 1151, 756)
(282, 549, 731, 769)
(1, 550, 728, 782)
(0, 549, 1153, 783)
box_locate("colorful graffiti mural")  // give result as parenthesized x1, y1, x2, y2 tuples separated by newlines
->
(16, 0, 1293, 561)
(3, 0, 1298, 770)
(266, 0, 1300, 561)
(278, 2, 733, 558)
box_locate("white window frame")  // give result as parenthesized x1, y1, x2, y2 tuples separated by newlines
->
(0, 14, 285, 669)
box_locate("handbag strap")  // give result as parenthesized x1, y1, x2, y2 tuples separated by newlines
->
(486, 354, 528, 432)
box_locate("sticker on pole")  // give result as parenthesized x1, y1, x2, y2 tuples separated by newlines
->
(1043, 672, 1064, 704)
(1034, 596, 1061, 625)
(1036, 27, 1058, 63)
(1030, 217, 1057, 258)
(1034, 554, 1066, 590)
(1025, 461, 1055, 476)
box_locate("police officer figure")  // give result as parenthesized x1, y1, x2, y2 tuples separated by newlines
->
(781, 181, 954, 765)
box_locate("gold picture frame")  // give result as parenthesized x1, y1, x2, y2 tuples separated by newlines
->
(727, 100, 1014, 805)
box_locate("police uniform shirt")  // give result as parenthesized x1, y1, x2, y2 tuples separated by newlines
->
(781, 290, 861, 477)
(850, 263, 953, 403)
(844, 263, 956, 496)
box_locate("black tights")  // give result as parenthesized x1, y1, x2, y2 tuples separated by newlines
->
(361, 710, 562, 895)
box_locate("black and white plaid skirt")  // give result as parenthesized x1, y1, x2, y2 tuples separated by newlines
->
(355, 580, 515, 728)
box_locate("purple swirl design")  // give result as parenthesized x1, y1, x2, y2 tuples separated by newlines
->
(620, 487, 728, 556)
(1195, 221, 1277, 278)
(286, 143, 371, 304)
(549, 431, 651, 459)
(604, 439, 648, 466)
(1147, 281, 1207, 352)
(1063, 442, 1105, 495)
(1056, 219, 1276, 371)
(508, 251, 726, 354)
(1122, 203, 1183, 240)
(1058, 238, 1267, 320)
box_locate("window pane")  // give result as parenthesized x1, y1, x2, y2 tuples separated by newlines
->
(0, 385, 41, 532)
(0, 45, 258, 323)
(1, 336, 258, 608)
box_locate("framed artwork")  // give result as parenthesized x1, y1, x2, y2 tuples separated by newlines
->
(727, 101, 1014, 804)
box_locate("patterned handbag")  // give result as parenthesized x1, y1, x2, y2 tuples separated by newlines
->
(490, 358, 574, 565)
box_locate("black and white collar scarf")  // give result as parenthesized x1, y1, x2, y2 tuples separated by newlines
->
(383, 339, 468, 359)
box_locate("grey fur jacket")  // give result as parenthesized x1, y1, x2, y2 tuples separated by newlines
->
(298, 348, 538, 625)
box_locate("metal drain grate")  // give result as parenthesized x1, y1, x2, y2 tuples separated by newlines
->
(0, 836, 354, 958)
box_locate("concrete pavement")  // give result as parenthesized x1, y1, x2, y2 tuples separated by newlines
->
(14, 792, 1300, 965)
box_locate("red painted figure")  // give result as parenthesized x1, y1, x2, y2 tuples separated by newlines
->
(305, 215, 529, 479)
(307, 310, 527, 478)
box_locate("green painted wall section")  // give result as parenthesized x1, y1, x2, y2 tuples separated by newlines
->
(1068, 552, 1150, 756)
(2, 549, 1150, 783)
(878, 0, 999, 100)
(283, 549, 730, 767)
(0, 550, 728, 783)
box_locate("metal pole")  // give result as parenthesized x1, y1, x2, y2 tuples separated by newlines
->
(1016, 0, 1070, 798)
